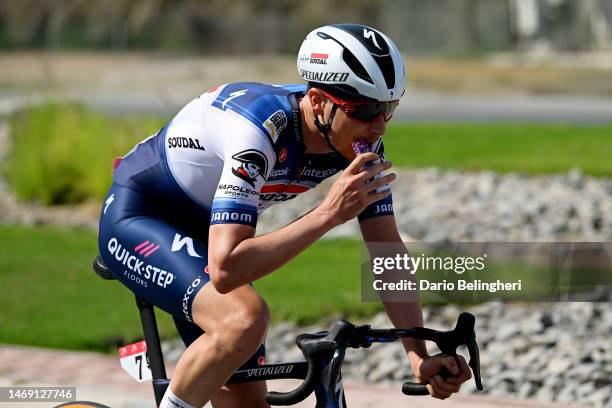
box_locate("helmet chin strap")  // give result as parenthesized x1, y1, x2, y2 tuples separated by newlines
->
(313, 103, 351, 165)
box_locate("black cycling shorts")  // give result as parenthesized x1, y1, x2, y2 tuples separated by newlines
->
(98, 183, 265, 369)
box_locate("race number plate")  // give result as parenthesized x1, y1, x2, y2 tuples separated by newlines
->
(118, 340, 152, 382)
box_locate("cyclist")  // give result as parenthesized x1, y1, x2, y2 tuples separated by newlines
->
(98, 24, 471, 408)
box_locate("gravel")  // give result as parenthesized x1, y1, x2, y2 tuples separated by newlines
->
(257, 167, 612, 243)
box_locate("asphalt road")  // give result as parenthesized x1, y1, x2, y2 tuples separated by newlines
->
(1, 90, 611, 124)
(82, 89, 612, 123)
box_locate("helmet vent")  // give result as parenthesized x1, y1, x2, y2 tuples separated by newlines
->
(374, 54, 395, 89)
(342, 48, 374, 84)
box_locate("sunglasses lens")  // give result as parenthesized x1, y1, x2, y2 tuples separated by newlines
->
(350, 101, 399, 122)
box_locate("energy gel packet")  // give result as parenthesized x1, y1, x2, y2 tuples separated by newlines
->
(351, 138, 390, 193)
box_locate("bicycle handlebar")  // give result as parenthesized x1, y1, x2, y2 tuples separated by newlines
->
(266, 334, 337, 405)
(265, 313, 483, 405)
(398, 312, 483, 395)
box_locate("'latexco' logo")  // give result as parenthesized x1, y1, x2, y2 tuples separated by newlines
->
(168, 137, 205, 151)
(298, 167, 339, 179)
(231, 149, 269, 187)
(107, 238, 174, 288)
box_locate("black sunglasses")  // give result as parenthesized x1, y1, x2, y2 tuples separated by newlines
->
(322, 91, 399, 123)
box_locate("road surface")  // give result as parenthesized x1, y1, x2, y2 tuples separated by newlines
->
(0, 345, 582, 408)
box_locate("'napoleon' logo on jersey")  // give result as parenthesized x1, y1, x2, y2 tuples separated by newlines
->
(231, 149, 269, 188)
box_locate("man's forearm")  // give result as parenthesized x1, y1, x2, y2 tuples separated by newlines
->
(383, 301, 429, 375)
(217, 207, 335, 290)
(359, 216, 430, 375)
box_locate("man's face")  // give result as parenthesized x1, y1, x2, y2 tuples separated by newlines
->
(324, 99, 389, 159)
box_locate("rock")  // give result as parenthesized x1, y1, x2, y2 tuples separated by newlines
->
(546, 357, 573, 376)
(586, 385, 612, 407)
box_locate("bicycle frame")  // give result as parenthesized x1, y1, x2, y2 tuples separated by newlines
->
(228, 356, 347, 408)
(137, 293, 352, 407)
(138, 297, 482, 407)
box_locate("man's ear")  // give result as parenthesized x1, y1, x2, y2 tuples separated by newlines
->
(307, 88, 327, 117)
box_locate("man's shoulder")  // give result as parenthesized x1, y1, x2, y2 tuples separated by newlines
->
(210, 82, 305, 145)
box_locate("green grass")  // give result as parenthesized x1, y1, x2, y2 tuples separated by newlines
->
(0, 225, 175, 351)
(256, 239, 382, 324)
(5, 103, 165, 205)
(2, 226, 608, 350)
(383, 123, 612, 176)
(0, 225, 378, 350)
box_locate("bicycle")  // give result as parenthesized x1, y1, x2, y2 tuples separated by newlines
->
(60, 256, 483, 407)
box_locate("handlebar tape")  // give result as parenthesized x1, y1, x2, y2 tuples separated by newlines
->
(402, 382, 429, 396)
(265, 358, 316, 405)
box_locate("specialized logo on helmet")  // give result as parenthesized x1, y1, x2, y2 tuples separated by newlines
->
(299, 70, 349, 83)
(363, 29, 382, 50)
(231, 149, 269, 187)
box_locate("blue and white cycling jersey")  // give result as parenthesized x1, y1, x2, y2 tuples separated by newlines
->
(113, 82, 393, 230)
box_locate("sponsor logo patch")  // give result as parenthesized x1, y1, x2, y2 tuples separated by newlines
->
(211, 211, 254, 224)
(104, 193, 115, 215)
(231, 149, 269, 187)
(168, 137, 205, 151)
(299, 70, 349, 82)
(246, 364, 294, 377)
(298, 167, 340, 179)
(134, 240, 160, 257)
(107, 238, 174, 289)
(263, 110, 288, 142)
(217, 183, 259, 199)
(278, 148, 288, 163)
(259, 192, 298, 202)
(309, 52, 328, 65)
(182, 277, 203, 322)
(363, 28, 383, 50)
(270, 167, 290, 178)
(171, 234, 203, 258)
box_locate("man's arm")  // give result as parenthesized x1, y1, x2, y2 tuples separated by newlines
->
(359, 214, 430, 379)
(208, 210, 333, 293)
(208, 153, 393, 293)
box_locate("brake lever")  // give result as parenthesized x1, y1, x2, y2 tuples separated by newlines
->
(467, 338, 483, 390)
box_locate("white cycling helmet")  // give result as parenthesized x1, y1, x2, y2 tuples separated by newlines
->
(297, 23, 406, 102)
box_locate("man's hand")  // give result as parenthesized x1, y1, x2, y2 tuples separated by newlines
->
(415, 354, 472, 399)
(316, 152, 395, 226)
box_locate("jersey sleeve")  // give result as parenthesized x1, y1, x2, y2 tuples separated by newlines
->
(210, 119, 276, 228)
(357, 138, 394, 222)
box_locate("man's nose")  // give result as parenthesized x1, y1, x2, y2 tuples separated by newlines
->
(368, 112, 387, 135)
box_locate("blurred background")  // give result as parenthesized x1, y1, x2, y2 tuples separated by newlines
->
(1, 0, 611, 407)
